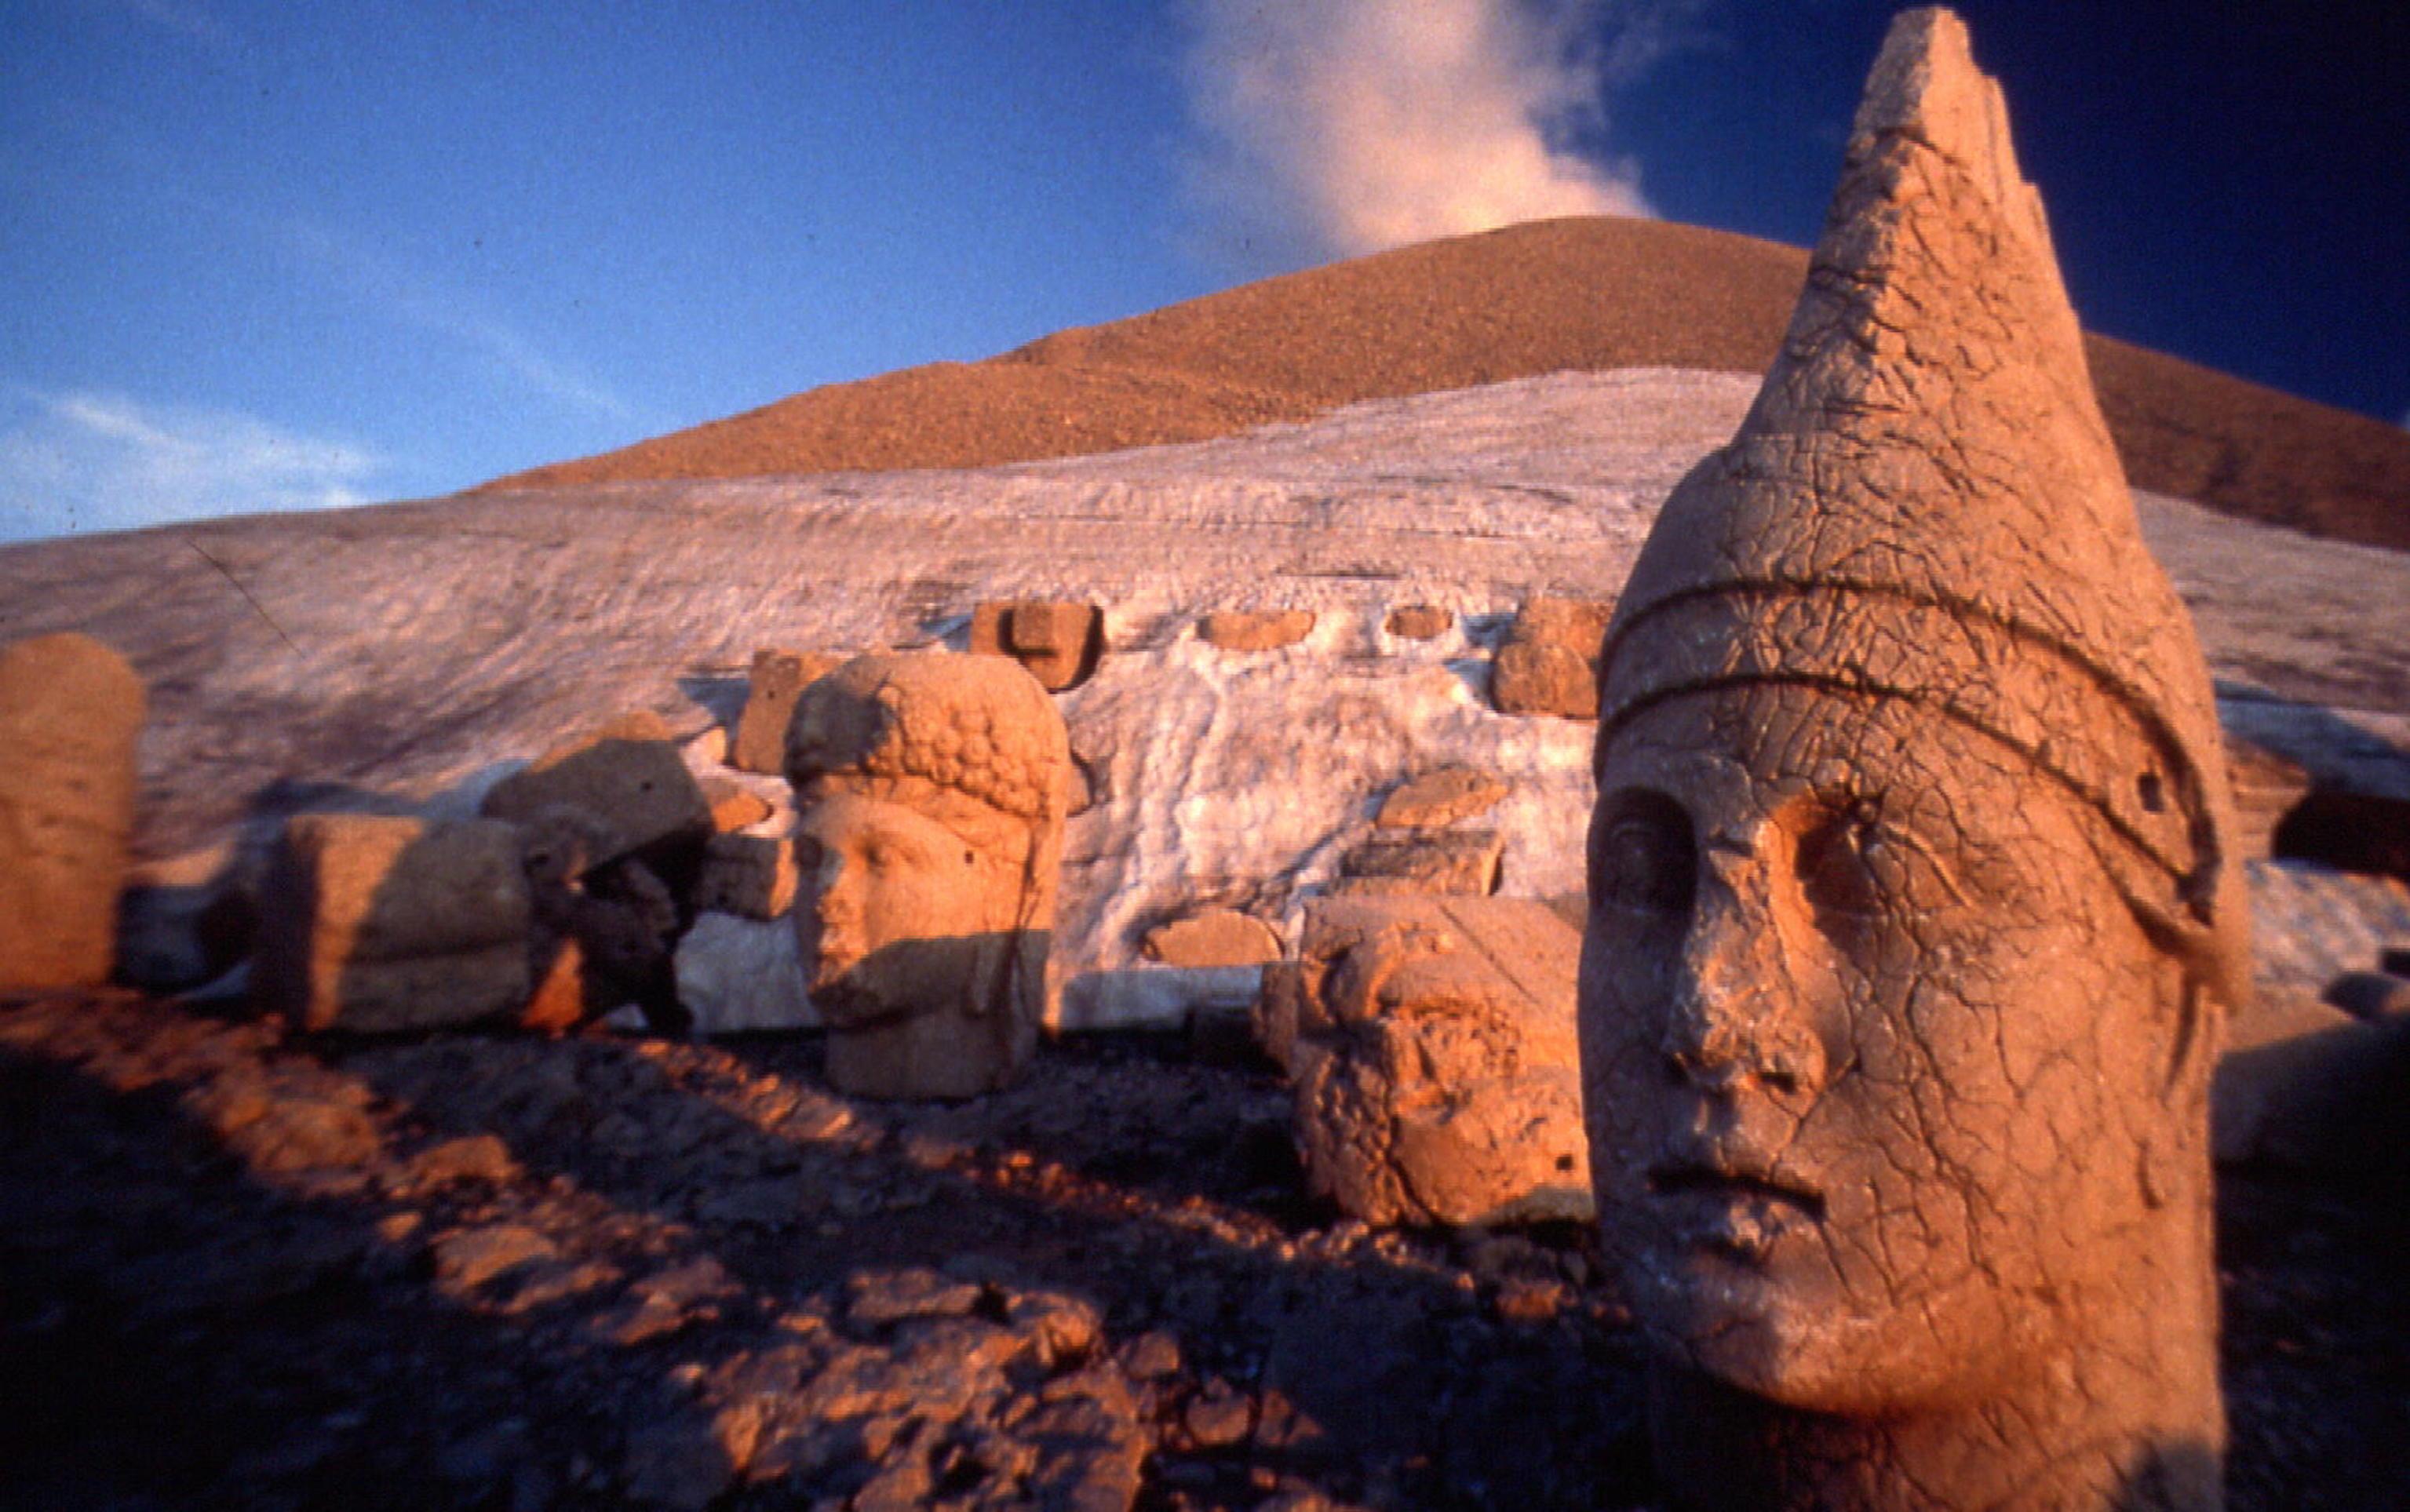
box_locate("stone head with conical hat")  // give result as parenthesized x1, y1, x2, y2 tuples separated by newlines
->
(786, 650, 1070, 1100)
(1578, 9, 2234, 1507)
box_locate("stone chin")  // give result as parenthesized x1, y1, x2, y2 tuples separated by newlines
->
(1621, 1233, 2038, 1418)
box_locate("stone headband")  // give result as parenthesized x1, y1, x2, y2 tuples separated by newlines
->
(1595, 580, 2225, 930)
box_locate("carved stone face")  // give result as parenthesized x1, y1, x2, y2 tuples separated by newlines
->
(793, 791, 1005, 1027)
(1581, 683, 2186, 1415)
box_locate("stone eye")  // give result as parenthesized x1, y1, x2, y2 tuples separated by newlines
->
(1591, 792, 1694, 919)
(1796, 800, 1888, 923)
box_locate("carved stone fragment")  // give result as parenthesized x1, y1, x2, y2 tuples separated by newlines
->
(1577, 10, 2239, 1507)
(1374, 766, 1509, 829)
(1333, 828, 1502, 897)
(968, 599, 1100, 691)
(0, 632, 145, 990)
(1489, 597, 1612, 719)
(1259, 894, 1590, 1226)
(1198, 609, 1314, 653)
(481, 711, 711, 864)
(786, 652, 1070, 1098)
(1384, 604, 1453, 640)
(733, 649, 840, 775)
(257, 814, 531, 1033)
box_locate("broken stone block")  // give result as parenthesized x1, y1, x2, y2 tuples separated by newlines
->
(256, 814, 530, 1033)
(1256, 894, 1591, 1226)
(699, 774, 773, 833)
(2226, 734, 2314, 862)
(1198, 609, 1314, 652)
(1374, 766, 1509, 829)
(1489, 597, 1612, 719)
(1142, 909, 1282, 967)
(674, 911, 819, 1035)
(732, 649, 840, 776)
(1333, 828, 1503, 896)
(481, 711, 711, 865)
(1384, 603, 1453, 640)
(0, 632, 146, 991)
(968, 599, 1101, 691)
(516, 805, 682, 1029)
(692, 831, 798, 920)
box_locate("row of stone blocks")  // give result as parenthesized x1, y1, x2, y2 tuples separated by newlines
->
(771, 595, 1621, 720)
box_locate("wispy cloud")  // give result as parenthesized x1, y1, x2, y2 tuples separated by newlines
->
(265, 216, 638, 424)
(0, 388, 388, 542)
(1181, 0, 1686, 265)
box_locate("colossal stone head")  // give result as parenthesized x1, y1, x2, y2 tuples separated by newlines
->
(1578, 10, 2240, 1507)
(785, 651, 1070, 1099)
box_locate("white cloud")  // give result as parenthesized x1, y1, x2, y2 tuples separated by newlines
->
(0, 388, 388, 542)
(1182, 0, 1675, 264)
(266, 217, 638, 424)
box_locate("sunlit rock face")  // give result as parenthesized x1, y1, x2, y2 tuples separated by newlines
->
(1578, 9, 2237, 1507)
(0, 632, 144, 991)
(786, 653, 1070, 1100)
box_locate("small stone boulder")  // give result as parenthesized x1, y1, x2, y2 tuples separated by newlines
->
(1255, 894, 1591, 1226)
(1199, 609, 1314, 653)
(481, 712, 711, 863)
(2225, 734, 2314, 863)
(1375, 767, 1509, 829)
(0, 632, 146, 991)
(1489, 597, 1613, 720)
(1384, 604, 1453, 640)
(256, 814, 530, 1033)
(968, 599, 1101, 691)
(1333, 829, 1503, 897)
(1142, 909, 1283, 967)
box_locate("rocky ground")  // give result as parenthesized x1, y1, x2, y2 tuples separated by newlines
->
(4, 989, 2404, 1511)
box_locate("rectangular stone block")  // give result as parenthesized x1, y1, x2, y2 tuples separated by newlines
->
(481, 711, 711, 862)
(257, 814, 531, 1033)
(1333, 829, 1504, 897)
(733, 649, 840, 775)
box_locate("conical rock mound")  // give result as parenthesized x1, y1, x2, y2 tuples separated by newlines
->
(1597, 6, 2246, 996)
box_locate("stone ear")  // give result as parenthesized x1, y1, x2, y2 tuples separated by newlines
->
(2139, 968, 2212, 1208)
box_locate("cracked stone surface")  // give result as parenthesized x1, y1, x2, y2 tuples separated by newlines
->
(1582, 9, 2239, 1507)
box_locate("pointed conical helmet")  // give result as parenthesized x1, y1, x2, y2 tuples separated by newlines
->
(1595, 7, 2248, 1008)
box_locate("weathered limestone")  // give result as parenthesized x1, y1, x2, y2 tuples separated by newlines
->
(1489, 597, 1611, 720)
(1384, 603, 1453, 640)
(1140, 908, 1282, 967)
(1375, 766, 1509, 829)
(0, 633, 146, 991)
(516, 804, 681, 1031)
(1333, 829, 1502, 897)
(674, 911, 819, 1035)
(2224, 735, 2313, 862)
(481, 711, 711, 863)
(692, 831, 798, 920)
(1578, 12, 2237, 1507)
(786, 652, 1070, 1098)
(1198, 609, 1314, 653)
(256, 814, 530, 1033)
(699, 775, 773, 833)
(733, 650, 839, 776)
(968, 599, 1101, 692)
(1256, 894, 1590, 1226)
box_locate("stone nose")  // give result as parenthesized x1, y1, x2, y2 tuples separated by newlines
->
(1661, 865, 1829, 1099)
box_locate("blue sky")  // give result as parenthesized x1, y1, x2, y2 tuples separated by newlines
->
(3, 1, 2403, 541)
